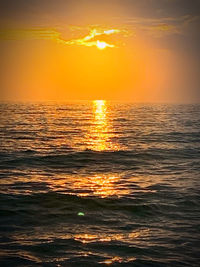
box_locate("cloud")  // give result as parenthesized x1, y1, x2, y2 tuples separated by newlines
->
(0, 14, 198, 45)
(123, 15, 199, 37)
(147, 24, 180, 37)
(57, 27, 129, 49)
(0, 28, 60, 40)
(0, 26, 129, 49)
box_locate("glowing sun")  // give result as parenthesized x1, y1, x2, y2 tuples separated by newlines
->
(96, 41, 108, 50)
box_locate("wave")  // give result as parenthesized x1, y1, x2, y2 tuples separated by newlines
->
(0, 191, 162, 219)
(0, 147, 199, 170)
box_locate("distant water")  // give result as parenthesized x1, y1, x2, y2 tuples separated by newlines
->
(0, 101, 200, 266)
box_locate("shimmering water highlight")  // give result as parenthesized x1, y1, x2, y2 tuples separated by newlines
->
(0, 101, 200, 266)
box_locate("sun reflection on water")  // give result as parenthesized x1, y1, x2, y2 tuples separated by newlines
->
(85, 100, 120, 151)
(1, 173, 157, 198)
(75, 174, 128, 198)
(74, 229, 149, 244)
(47, 173, 130, 198)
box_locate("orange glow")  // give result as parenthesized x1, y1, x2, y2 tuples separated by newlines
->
(1, 0, 199, 103)
(84, 100, 120, 151)
(71, 173, 129, 198)
(102, 257, 123, 265)
(0, 28, 142, 101)
(76, 174, 123, 198)
(57, 27, 123, 49)
(101, 256, 137, 265)
(45, 172, 130, 198)
(73, 229, 149, 244)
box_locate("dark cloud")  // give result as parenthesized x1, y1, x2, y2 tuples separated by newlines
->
(0, 0, 200, 21)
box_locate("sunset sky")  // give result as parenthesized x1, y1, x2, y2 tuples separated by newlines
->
(0, 0, 199, 102)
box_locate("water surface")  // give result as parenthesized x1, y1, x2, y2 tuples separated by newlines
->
(0, 101, 200, 266)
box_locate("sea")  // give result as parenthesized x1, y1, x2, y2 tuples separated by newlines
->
(0, 101, 200, 266)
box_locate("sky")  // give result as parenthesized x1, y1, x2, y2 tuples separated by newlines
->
(0, 0, 200, 102)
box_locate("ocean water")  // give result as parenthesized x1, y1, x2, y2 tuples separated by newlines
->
(0, 101, 200, 266)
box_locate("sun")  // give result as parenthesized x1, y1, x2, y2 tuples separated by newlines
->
(96, 40, 107, 50)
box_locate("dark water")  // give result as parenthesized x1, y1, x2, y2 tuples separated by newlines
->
(0, 101, 200, 266)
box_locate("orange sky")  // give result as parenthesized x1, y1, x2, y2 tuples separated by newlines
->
(0, 0, 199, 102)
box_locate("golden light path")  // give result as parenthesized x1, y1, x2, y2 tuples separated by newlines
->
(13, 229, 150, 264)
(65, 100, 125, 198)
(3, 100, 126, 198)
(85, 100, 120, 151)
(45, 100, 125, 198)
(90, 100, 109, 151)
